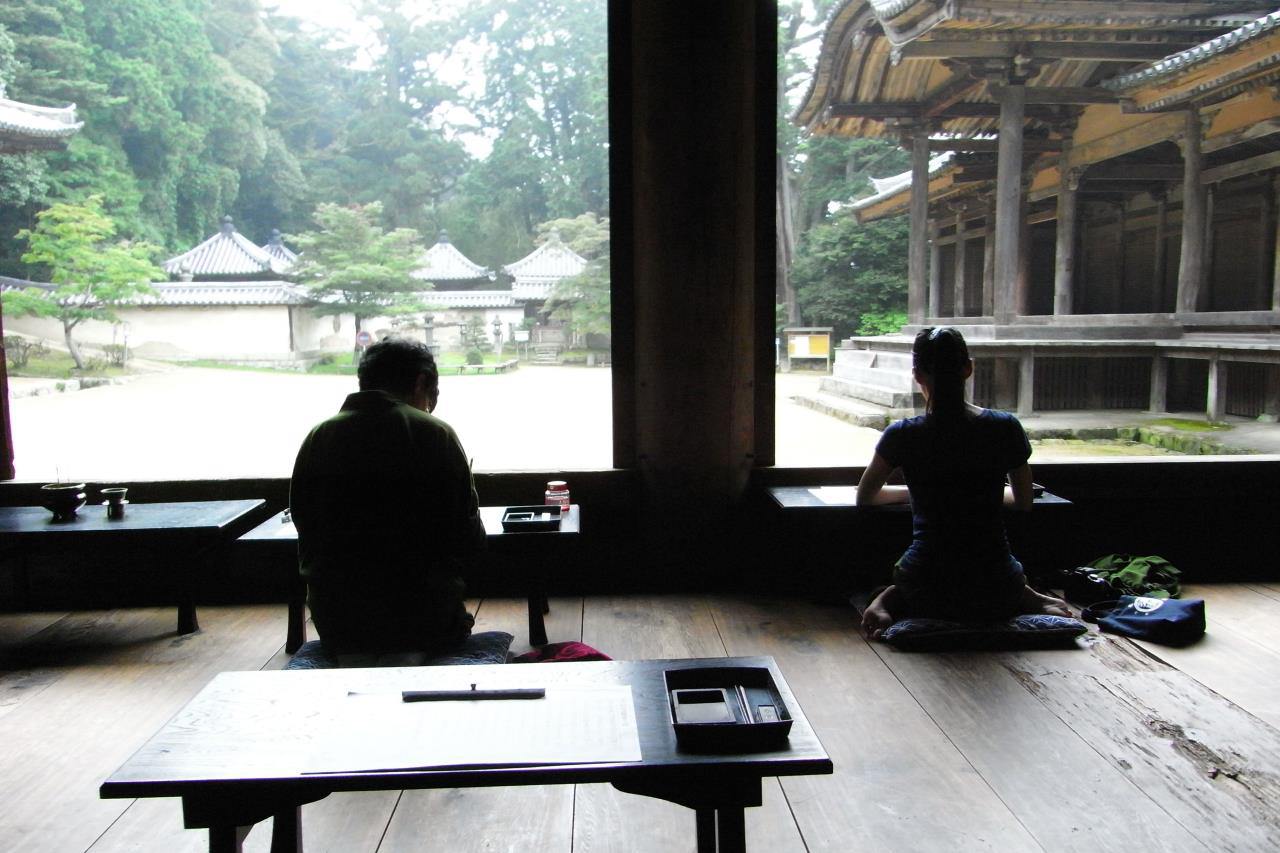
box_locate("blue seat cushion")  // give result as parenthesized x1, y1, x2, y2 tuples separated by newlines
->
(285, 631, 514, 670)
(880, 614, 1088, 652)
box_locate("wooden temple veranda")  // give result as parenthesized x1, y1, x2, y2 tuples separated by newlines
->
(3, 4, 1280, 851)
(796, 0, 1280, 421)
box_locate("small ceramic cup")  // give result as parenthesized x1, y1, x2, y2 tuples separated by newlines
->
(101, 487, 129, 520)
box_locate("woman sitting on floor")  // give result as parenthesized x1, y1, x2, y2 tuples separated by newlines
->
(858, 327, 1070, 640)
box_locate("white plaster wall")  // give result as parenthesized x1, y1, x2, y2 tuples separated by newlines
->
(291, 308, 357, 354)
(5, 305, 294, 360)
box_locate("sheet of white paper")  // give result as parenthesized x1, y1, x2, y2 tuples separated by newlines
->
(306, 685, 642, 773)
(808, 486, 858, 506)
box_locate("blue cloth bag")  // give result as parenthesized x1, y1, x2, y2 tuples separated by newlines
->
(1081, 595, 1205, 646)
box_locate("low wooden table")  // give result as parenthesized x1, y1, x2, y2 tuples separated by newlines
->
(239, 505, 581, 652)
(0, 499, 265, 634)
(100, 655, 832, 853)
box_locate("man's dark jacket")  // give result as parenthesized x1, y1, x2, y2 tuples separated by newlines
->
(290, 390, 484, 654)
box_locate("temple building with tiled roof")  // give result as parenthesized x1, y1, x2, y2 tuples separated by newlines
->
(794, 0, 1280, 423)
(259, 229, 298, 268)
(0, 84, 82, 154)
(162, 216, 293, 281)
(411, 231, 492, 284)
(503, 230, 589, 301)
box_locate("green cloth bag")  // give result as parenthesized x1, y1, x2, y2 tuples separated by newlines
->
(1084, 554, 1182, 599)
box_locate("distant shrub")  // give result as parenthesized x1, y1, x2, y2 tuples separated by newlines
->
(2, 336, 48, 369)
(465, 349, 485, 366)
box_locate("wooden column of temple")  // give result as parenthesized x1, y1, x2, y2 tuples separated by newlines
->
(928, 220, 942, 318)
(908, 126, 931, 324)
(1176, 107, 1206, 314)
(1053, 149, 1078, 315)
(983, 195, 997, 316)
(1273, 173, 1280, 312)
(622, 0, 773, 577)
(953, 207, 968, 317)
(993, 83, 1024, 325)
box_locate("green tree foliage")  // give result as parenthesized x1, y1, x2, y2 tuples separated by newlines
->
(777, 1, 912, 339)
(1, 0, 611, 312)
(446, 0, 608, 265)
(791, 213, 908, 341)
(5, 196, 161, 369)
(543, 213, 610, 342)
(290, 202, 426, 355)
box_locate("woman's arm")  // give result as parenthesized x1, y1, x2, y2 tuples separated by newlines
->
(1004, 462, 1034, 511)
(856, 452, 910, 506)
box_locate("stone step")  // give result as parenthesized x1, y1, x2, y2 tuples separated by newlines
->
(834, 348, 914, 373)
(832, 362, 917, 389)
(820, 376, 920, 410)
(789, 391, 890, 430)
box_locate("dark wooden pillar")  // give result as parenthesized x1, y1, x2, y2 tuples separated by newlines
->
(1272, 174, 1280, 312)
(0, 298, 14, 479)
(908, 126, 931, 324)
(994, 83, 1025, 324)
(1017, 351, 1035, 417)
(1176, 108, 1206, 314)
(617, 1, 773, 573)
(1149, 355, 1168, 413)
(983, 195, 996, 316)
(1207, 355, 1227, 422)
(1114, 201, 1127, 313)
(953, 208, 968, 318)
(1257, 183, 1273, 310)
(1053, 163, 1078, 315)
(928, 220, 941, 318)
(1153, 192, 1167, 312)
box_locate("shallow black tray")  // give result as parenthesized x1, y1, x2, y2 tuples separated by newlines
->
(501, 505, 563, 532)
(664, 666, 793, 753)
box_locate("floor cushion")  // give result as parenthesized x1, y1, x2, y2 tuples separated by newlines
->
(285, 631, 514, 670)
(880, 614, 1088, 652)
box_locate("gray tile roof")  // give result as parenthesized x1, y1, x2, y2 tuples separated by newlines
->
(502, 231, 588, 287)
(1, 275, 305, 306)
(260, 229, 299, 266)
(143, 282, 306, 306)
(424, 290, 518, 309)
(412, 231, 492, 282)
(163, 217, 292, 278)
(1106, 11, 1280, 92)
(0, 94, 82, 143)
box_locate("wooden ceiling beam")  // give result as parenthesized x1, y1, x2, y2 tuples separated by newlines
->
(829, 102, 1061, 119)
(898, 41, 1194, 62)
(928, 138, 1062, 153)
(922, 76, 986, 118)
(1085, 164, 1184, 181)
(1201, 150, 1280, 185)
(990, 85, 1125, 105)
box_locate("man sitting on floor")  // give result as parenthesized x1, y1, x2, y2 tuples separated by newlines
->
(290, 337, 485, 662)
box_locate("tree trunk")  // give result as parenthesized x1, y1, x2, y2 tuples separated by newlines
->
(352, 315, 363, 365)
(63, 322, 85, 372)
(776, 153, 800, 324)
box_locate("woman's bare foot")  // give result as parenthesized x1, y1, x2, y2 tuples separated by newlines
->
(1019, 585, 1072, 618)
(861, 585, 901, 640)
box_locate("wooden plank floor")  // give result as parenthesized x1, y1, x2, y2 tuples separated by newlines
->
(1, 586, 1278, 851)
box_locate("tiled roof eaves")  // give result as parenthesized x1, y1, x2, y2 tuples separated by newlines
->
(140, 282, 306, 306)
(1105, 11, 1280, 92)
(502, 242, 588, 280)
(0, 98, 82, 139)
(853, 152, 955, 213)
(163, 232, 283, 277)
(423, 290, 517, 309)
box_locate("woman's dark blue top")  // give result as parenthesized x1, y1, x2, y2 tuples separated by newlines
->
(875, 408, 1031, 585)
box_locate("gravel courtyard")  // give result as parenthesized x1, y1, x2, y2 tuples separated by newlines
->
(7, 366, 879, 481)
